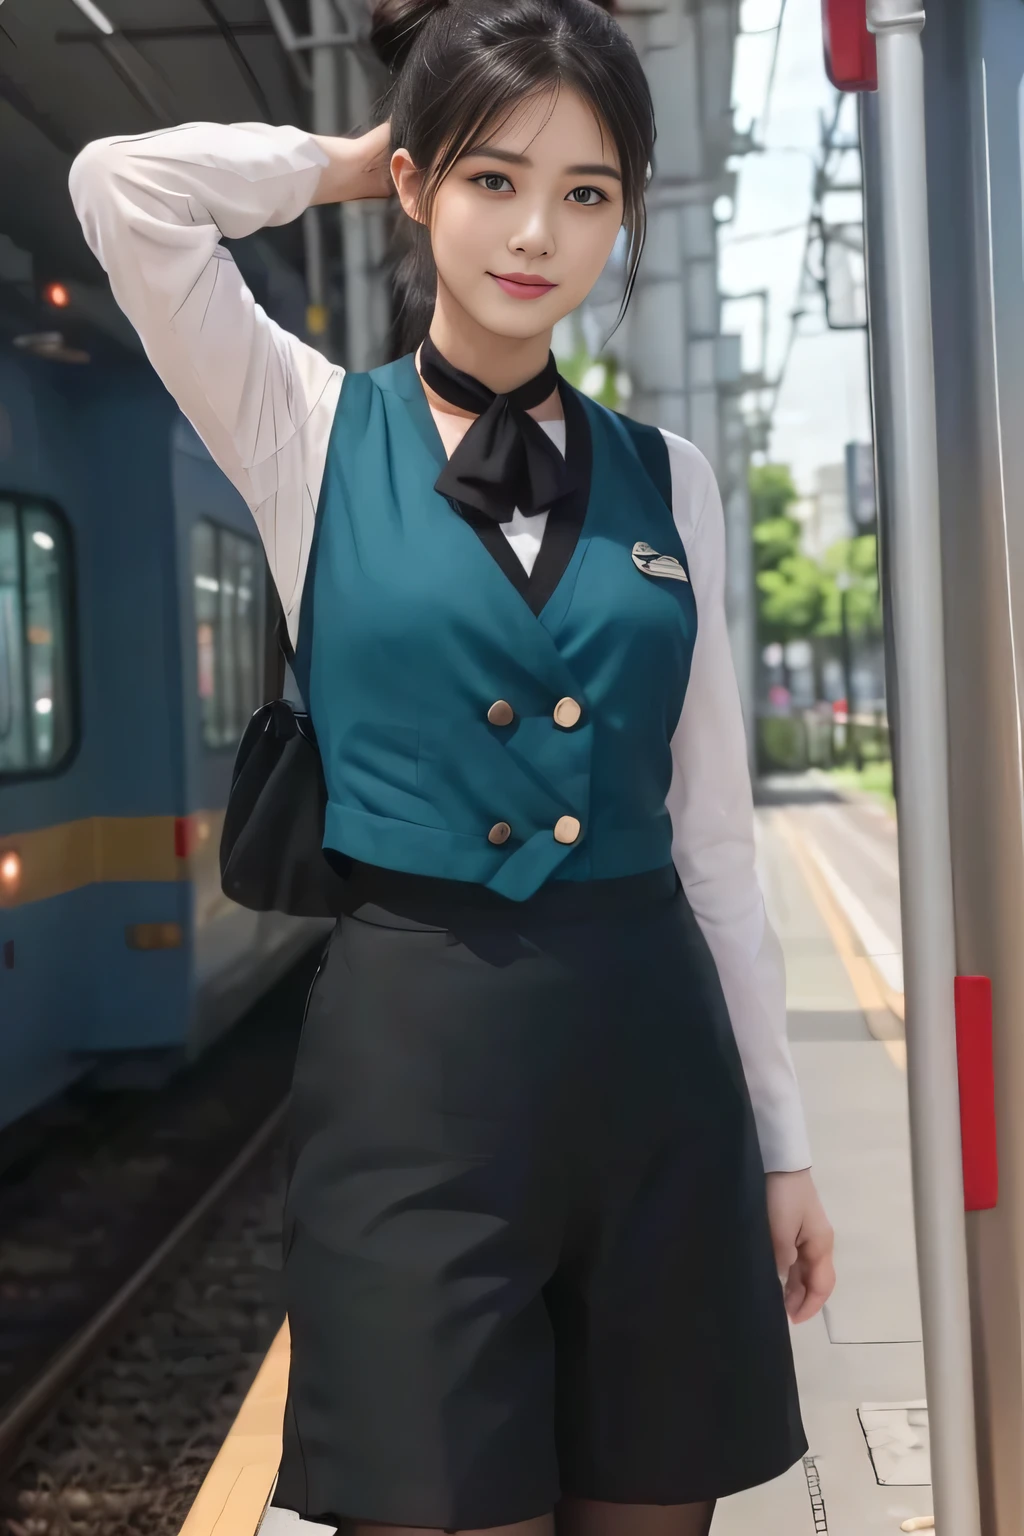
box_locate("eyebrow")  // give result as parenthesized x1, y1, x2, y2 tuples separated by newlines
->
(460, 146, 622, 181)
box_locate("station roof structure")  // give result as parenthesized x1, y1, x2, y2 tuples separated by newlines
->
(0, 0, 308, 350)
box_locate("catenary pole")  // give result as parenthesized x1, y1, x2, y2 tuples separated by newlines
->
(864, 1, 982, 1530)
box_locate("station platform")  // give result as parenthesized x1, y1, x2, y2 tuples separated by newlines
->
(714, 783, 930, 1534)
(179, 782, 931, 1536)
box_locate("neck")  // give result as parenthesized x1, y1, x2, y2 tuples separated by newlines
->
(426, 281, 554, 396)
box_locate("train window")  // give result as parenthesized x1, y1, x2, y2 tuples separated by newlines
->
(191, 519, 264, 748)
(0, 497, 75, 778)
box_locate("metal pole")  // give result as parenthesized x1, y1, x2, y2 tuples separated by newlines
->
(837, 577, 860, 770)
(341, 44, 374, 371)
(303, 207, 329, 343)
(864, 2, 982, 1531)
(309, 0, 339, 137)
(308, 0, 346, 359)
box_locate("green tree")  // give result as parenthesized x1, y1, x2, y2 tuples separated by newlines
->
(558, 345, 621, 410)
(750, 463, 799, 524)
(753, 514, 801, 573)
(817, 536, 881, 639)
(750, 464, 827, 668)
(759, 553, 829, 645)
(749, 465, 884, 712)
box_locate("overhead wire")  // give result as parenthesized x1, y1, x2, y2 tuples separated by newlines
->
(756, 90, 846, 439)
(757, 0, 788, 139)
(721, 220, 809, 245)
(196, 0, 274, 118)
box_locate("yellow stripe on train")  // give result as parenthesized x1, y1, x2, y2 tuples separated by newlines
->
(0, 810, 226, 909)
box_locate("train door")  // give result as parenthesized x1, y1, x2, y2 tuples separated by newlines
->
(171, 419, 263, 1040)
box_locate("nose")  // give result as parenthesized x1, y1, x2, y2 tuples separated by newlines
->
(508, 200, 556, 261)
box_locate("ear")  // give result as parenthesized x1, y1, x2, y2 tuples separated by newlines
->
(391, 148, 427, 223)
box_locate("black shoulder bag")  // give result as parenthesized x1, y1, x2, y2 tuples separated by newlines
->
(219, 620, 349, 918)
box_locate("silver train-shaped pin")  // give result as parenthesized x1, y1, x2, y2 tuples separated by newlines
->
(631, 541, 689, 582)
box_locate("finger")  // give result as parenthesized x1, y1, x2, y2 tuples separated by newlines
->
(801, 1227, 835, 1261)
(773, 1242, 798, 1280)
(789, 1256, 835, 1323)
(783, 1272, 808, 1321)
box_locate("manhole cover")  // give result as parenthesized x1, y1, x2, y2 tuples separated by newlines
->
(858, 1400, 931, 1485)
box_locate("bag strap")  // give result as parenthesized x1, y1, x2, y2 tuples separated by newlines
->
(276, 607, 296, 668)
(262, 569, 304, 707)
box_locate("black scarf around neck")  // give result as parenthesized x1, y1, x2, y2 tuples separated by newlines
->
(419, 335, 575, 524)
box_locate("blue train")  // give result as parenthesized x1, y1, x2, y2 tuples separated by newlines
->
(0, 327, 328, 1133)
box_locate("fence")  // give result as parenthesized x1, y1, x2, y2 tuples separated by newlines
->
(756, 706, 891, 774)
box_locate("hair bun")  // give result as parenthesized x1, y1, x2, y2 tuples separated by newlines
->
(369, 0, 449, 71)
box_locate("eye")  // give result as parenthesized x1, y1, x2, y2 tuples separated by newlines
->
(472, 173, 514, 194)
(567, 186, 607, 206)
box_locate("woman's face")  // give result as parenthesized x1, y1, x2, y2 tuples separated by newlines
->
(393, 87, 625, 341)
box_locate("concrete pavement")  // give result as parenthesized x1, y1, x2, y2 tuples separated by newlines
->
(712, 790, 929, 1535)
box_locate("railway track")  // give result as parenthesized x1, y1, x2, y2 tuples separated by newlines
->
(0, 1100, 287, 1467)
(0, 948, 320, 1528)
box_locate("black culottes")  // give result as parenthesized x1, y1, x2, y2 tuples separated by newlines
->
(274, 866, 807, 1528)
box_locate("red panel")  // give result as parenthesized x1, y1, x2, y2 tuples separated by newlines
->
(822, 0, 877, 92)
(954, 976, 998, 1211)
(174, 816, 193, 860)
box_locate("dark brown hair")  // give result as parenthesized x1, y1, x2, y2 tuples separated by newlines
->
(370, 0, 655, 356)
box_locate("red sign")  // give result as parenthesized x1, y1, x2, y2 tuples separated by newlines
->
(955, 976, 999, 1211)
(821, 0, 877, 92)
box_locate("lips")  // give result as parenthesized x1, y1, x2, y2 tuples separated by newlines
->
(490, 272, 557, 301)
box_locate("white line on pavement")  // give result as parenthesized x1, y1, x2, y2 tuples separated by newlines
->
(800, 828, 906, 996)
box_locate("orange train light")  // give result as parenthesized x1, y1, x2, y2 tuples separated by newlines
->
(0, 850, 21, 896)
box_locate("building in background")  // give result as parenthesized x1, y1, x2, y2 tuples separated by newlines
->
(799, 462, 852, 559)
(577, 0, 758, 751)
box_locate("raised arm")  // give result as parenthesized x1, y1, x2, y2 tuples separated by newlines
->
(69, 120, 388, 639)
(663, 434, 812, 1175)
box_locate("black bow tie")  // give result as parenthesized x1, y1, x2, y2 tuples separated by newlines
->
(419, 335, 576, 524)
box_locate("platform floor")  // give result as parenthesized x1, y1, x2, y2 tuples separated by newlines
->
(180, 788, 931, 1536)
(712, 796, 930, 1535)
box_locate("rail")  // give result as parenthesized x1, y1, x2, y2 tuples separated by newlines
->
(0, 1102, 289, 1470)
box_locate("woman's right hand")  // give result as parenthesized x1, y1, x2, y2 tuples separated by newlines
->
(310, 121, 393, 205)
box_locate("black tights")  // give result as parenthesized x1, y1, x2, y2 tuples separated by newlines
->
(556, 1495, 716, 1536)
(339, 1498, 716, 1536)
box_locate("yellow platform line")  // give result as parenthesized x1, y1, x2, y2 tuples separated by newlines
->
(179, 1321, 290, 1536)
(775, 809, 907, 1071)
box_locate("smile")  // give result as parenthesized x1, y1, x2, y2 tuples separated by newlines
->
(489, 272, 558, 301)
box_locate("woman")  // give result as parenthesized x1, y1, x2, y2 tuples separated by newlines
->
(70, 2, 835, 1533)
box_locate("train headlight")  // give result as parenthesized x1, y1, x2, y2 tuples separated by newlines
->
(0, 851, 20, 896)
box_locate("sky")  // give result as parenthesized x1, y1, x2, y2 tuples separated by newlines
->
(721, 0, 873, 493)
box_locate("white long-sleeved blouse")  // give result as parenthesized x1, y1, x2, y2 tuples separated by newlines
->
(68, 121, 811, 1174)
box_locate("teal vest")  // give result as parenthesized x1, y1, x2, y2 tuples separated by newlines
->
(295, 354, 698, 903)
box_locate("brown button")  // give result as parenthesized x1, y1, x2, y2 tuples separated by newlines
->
(488, 822, 512, 845)
(553, 697, 582, 729)
(553, 815, 581, 845)
(488, 700, 515, 727)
